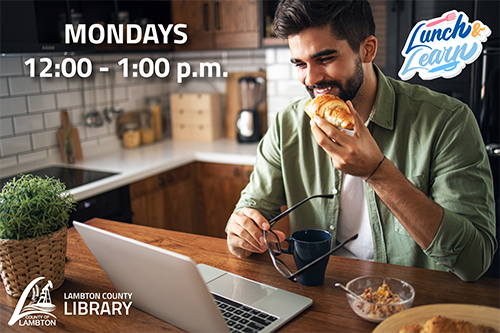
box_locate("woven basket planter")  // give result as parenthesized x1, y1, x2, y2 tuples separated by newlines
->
(0, 226, 67, 297)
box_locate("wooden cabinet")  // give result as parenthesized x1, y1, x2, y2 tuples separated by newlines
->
(130, 164, 196, 233)
(129, 162, 252, 238)
(130, 161, 290, 239)
(170, 1, 214, 51)
(195, 162, 254, 238)
(172, 0, 260, 51)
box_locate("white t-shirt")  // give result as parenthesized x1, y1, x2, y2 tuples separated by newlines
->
(335, 172, 374, 261)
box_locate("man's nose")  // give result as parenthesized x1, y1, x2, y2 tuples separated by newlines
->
(304, 65, 325, 88)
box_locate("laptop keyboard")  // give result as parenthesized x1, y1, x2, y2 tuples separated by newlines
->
(212, 293, 278, 333)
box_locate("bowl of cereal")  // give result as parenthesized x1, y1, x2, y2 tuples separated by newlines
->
(344, 276, 415, 323)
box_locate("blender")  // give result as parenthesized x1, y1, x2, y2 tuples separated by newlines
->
(236, 76, 266, 143)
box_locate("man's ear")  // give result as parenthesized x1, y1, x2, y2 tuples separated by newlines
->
(361, 36, 377, 63)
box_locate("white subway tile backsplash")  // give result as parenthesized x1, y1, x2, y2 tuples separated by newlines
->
(68, 77, 84, 90)
(0, 156, 18, 168)
(267, 81, 277, 97)
(265, 48, 276, 64)
(0, 78, 9, 97)
(70, 108, 86, 126)
(47, 146, 62, 159)
(0, 118, 14, 137)
(14, 114, 44, 134)
(266, 64, 292, 81)
(0, 57, 24, 77)
(44, 111, 62, 129)
(0, 96, 27, 116)
(57, 91, 83, 109)
(145, 83, 163, 97)
(114, 87, 127, 101)
(94, 88, 107, 105)
(85, 123, 110, 138)
(276, 80, 308, 97)
(84, 72, 107, 89)
(9, 76, 40, 95)
(40, 77, 68, 92)
(268, 96, 292, 115)
(27, 94, 56, 113)
(18, 150, 49, 164)
(127, 85, 146, 109)
(275, 48, 292, 64)
(81, 138, 99, 151)
(32, 129, 59, 149)
(0, 134, 31, 156)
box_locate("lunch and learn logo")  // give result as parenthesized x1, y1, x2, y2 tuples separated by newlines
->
(399, 9, 491, 81)
(8, 277, 57, 327)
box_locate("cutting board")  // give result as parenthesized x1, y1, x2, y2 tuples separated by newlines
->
(225, 72, 267, 139)
(57, 110, 83, 163)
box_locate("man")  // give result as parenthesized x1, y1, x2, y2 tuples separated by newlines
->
(226, 0, 496, 281)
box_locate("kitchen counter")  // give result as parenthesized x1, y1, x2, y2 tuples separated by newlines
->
(0, 139, 259, 201)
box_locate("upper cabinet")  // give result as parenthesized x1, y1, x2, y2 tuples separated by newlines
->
(172, 0, 260, 51)
(261, 0, 287, 47)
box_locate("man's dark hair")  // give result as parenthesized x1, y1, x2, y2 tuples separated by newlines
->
(274, 0, 376, 52)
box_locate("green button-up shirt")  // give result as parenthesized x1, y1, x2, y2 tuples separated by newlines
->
(231, 66, 496, 282)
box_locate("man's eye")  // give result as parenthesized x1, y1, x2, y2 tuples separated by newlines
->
(319, 57, 334, 63)
(294, 62, 306, 68)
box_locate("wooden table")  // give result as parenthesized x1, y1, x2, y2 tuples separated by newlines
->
(1, 218, 499, 332)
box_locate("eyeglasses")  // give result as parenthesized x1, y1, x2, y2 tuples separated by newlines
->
(263, 194, 358, 282)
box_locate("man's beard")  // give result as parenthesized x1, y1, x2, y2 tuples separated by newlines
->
(306, 56, 364, 101)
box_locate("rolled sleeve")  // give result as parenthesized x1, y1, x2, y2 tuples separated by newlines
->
(425, 207, 496, 281)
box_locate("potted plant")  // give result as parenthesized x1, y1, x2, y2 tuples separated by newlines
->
(0, 174, 76, 297)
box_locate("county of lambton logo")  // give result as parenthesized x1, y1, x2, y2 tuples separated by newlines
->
(399, 10, 491, 81)
(8, 277, 57, 327)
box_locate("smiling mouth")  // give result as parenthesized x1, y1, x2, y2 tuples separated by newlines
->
(314, 87, 333, 96)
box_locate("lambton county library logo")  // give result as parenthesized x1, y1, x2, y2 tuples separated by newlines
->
(399, 10, 491, 81)
(8, 277, 57, 327)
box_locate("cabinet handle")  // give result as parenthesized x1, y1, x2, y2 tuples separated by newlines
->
(166, 173, 175, 183)
(203, 3, 209, 31)
(233, 167, 240, 177)
(214, 2, 220, 30)
(245, 170, 252, 178)
(159, 176, 166, 187)
(159, 174, 175, 187)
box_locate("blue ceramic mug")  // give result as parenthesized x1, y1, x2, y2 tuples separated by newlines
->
(282, 229, 333, 286)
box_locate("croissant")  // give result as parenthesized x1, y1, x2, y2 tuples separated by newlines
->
(304, 95, 354, 130)
(398, 315, 499, 333)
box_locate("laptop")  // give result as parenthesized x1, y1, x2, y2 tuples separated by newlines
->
(73, 221, 312, 333)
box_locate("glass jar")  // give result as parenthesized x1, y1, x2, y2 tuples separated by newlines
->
(122, 122, 141, 149)
(139, 112, 155, 145)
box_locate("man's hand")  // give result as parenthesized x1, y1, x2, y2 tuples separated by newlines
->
(227, 208, 286, 258)
(309, 101, 385, 180)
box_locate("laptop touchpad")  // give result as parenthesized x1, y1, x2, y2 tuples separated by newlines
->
(207, 273, 277, 305)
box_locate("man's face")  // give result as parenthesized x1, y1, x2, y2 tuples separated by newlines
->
(288, 26, 364, 101)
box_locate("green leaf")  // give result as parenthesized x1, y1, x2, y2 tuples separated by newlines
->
(0, 174, 77, 240)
